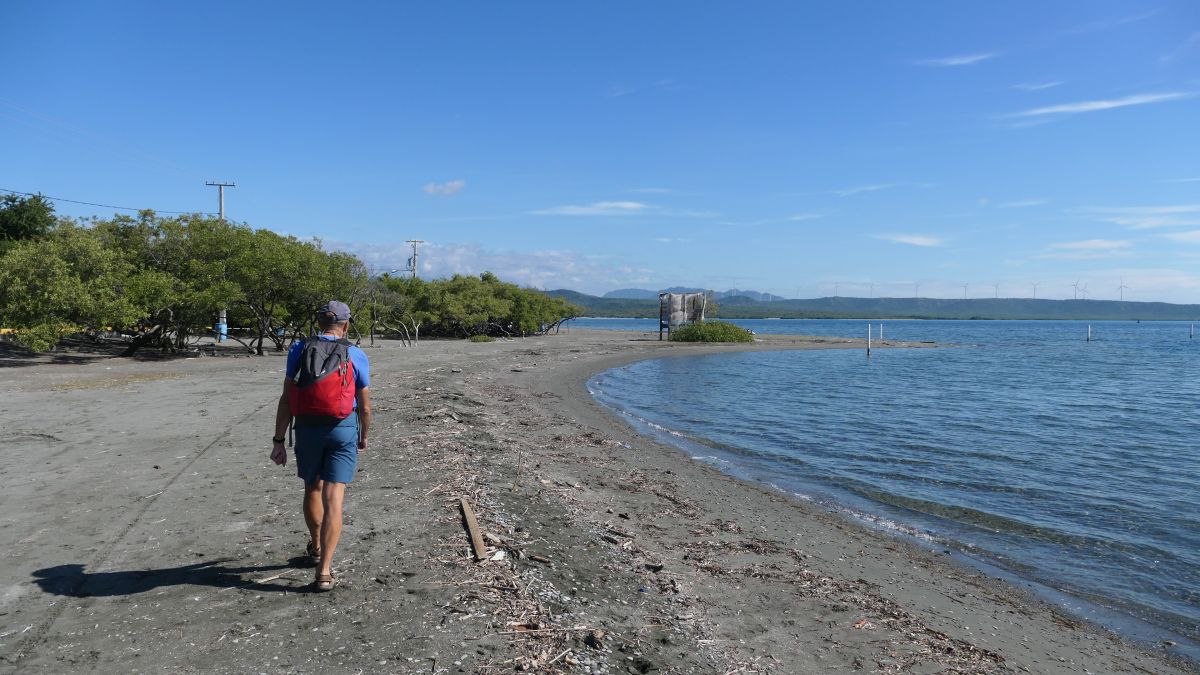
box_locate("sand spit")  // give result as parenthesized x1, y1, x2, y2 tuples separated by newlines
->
(0, 330, 1188, 674)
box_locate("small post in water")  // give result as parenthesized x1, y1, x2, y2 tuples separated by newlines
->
(1191, 323, 1194, 339)
(867, 323, 872, 357)
(880, 323, 884, 342)
(1087, 324, 1092, 342)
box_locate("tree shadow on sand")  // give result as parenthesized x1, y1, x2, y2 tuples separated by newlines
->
(32, 557, 316, 597)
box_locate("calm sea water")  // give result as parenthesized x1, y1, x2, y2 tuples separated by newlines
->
(581, 318, 1200, 657)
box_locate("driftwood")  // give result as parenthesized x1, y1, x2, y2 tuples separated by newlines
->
(459, 497, 488, 561)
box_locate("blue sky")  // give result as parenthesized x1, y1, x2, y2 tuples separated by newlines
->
(3, 2, 1199, 301)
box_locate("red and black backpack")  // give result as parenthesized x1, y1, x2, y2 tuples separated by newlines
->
(288, 338, 356, 419)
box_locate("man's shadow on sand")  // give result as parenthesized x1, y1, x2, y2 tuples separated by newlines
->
(32, 557, 315, 597)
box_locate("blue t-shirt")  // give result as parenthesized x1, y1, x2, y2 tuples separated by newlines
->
(286, 336, 370, 408)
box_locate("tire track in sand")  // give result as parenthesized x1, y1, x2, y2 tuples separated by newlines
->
(4, 402, 271, 669)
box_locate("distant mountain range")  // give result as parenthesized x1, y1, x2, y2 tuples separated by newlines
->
(604, 287, 787, 302)
(548, 289, 1200, 321)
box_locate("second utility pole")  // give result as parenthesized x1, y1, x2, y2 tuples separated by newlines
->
(406, 239, 425, 279)
(205, 181, 236, 220)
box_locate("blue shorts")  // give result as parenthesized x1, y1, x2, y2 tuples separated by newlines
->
(293, 413, 359, 485)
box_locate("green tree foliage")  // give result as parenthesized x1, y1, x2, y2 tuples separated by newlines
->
(0, 212, 369, 353)
(669, 321, 754, 343)
(0, 223, 142, 350)
(375, 272, 579, 340)
(0, 194, 55, 254)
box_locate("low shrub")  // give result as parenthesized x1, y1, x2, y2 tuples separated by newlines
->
(669, 321, 754, 343)
(468, 334, 495, 343)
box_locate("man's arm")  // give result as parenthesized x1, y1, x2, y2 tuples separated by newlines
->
(271, 380, 294, 465)
(356, 386, 372, 450)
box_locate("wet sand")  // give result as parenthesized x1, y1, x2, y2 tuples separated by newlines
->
(0, 330, 1189, 673)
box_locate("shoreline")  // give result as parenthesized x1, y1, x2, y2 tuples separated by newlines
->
(0, 330, 1190, 673)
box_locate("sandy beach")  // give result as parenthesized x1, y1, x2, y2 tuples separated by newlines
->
(0, 329, 1189, 674)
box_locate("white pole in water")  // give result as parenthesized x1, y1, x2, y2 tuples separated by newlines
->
(867, 323, 872, 356)
(1191, 323, 1194, 339)
(1088, 325, 1092, 342)
(880, 323, 884, 342)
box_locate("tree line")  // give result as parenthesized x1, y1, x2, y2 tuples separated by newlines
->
(0, 194, 580, 353)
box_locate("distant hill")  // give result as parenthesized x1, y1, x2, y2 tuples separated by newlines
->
(547, 290, 1200, 321)
(603, 287, 786, 302)
(603, 288, 661, 300)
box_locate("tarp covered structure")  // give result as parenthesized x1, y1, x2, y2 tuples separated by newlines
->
(659, 292, 706, 340)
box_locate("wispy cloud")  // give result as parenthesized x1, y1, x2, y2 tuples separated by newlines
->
(1165, 230, 1200, 243)
(1079, 204, 1200, 229)
(1064, 10, 1161, 36)
(531, 201, 651, 216)
(1013, 92, 1192, 117)
(423, 179, 465, 196)
(875, 234, 945, 247)
(787, 213, 823, 221)
(1050, 239, 1132, 250)
(653, 237, 692, 244)
(328, 240, 656, 294)
(628, 187, 674, 194)
(1039, 239, 1133, 260)
(1161, 31, 1200, 65)
(1163, 177, 1200, 183)
(997, 199, 1047, 208)
(915, 52, 998, 67)
(831, 183, 899, 197)
(830, 182, 933, 197)
(1012, 81, 1064, 91)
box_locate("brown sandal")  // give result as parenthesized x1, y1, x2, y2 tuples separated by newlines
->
(306, 541, 322, 565)
(315, 572, 335, 592)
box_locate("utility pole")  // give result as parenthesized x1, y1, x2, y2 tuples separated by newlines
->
(205, 181, 236, 220)
(405, 239, 426, 279)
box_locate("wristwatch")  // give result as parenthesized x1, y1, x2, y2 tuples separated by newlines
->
(272, 436, 285, 443)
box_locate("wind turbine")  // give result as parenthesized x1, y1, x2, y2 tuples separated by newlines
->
(1071, 279, 1080, 300)
(962, 283, 969, 299)
(1079, 282, 1089, 300)
(1117, 277, 1129, 301)
(992, 282, 1000, 299)
(1031, 281, 1040, 299)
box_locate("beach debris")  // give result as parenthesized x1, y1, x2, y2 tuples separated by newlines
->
(459, 497, 489, 561)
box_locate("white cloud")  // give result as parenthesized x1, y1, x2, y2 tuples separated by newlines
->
(1079, 204, 1200, 229)
(875, 234, 945, 247)
(1012, 81, 1064, 91)
(915, 52, 998, 67)
(531, 201, 651, 216)
(1038, 239, 1133, 260)
(1163, 177, 1200, 183)
(787, 213, 823, 221)
(422, 179, 465, 195)
(1014, 92, 1192, 117)
(996, 199, 1047, 208)
(1161, 31, 1200, 65)
(327, 240, 656, 293)
(628, 187, 674, 194)
(1164, 230, 1200, 244)
(831, 183, 899, 197)
(1050, 239, 1132, 250)
(653, 237, 691, 244)
(1064, 10, 1161, 36)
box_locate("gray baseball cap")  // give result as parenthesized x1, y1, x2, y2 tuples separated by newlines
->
(319, 300, 351, 322)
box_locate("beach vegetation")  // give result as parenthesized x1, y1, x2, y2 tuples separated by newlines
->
(670, 320, 754, 343)
(468, 334, 495, 342)
(0, 193, 55, 255)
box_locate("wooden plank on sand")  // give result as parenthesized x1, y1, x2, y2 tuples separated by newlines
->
(460, 497, 488, 561)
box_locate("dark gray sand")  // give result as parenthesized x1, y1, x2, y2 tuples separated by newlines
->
(0, 330, 1190, 673)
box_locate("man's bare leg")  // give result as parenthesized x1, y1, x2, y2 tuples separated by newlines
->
(317, 481, 346, 577)
(303, 481, 324, 555)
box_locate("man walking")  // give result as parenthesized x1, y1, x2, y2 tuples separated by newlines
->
(270, 300, 372, 591)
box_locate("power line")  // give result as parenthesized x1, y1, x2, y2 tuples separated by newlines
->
(0, 187, 214, 216)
